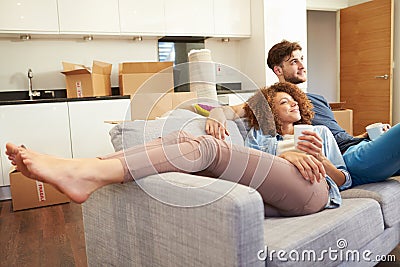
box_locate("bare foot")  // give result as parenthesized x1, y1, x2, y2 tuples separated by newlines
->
(6, 143, 33, 178)
(6, 143, 125, 203)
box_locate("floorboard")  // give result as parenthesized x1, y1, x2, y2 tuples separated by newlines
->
(0, 200, 87, 267)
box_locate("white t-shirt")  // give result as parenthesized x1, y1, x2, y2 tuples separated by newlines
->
(276, 134, 304, 156)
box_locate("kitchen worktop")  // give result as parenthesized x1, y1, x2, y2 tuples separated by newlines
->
(0, 87, 256, 106)
(0, 87, 130, 106)
(0, 95, 130, 106)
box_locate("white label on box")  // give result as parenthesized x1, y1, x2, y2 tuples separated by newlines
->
(76, 81, 83, 98)
(36, 181, 46, 202)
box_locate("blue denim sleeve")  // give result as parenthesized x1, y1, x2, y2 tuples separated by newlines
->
(244, 128, 263, 151)
(244, 128, 278, 155)
(314, 125, 352, 190)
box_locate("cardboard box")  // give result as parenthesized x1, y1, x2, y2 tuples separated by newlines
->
(61, 60, 112, 98)
(130, 92, 197, 120)
(333, 109, 353, 135)
(119, 62, 174, 96)
(10, 169, 70, 211)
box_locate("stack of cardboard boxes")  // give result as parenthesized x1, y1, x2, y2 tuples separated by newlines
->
(118, 61, 196, 120)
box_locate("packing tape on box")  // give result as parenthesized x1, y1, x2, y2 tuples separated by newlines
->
(36, 181, 46, 202)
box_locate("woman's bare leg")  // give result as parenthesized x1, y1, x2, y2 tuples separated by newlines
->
(4, 131, 195, 203)
(6, 143, 124, 204)
(6, 131, 329, 216)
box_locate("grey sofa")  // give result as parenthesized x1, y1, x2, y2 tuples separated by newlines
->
(82, 109, 400, 266)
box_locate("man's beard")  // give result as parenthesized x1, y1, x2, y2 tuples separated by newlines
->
(283, 73, 306, 84)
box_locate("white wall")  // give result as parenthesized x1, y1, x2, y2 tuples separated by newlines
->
(0, 37, 245, 93)
(0, 38, 158, 91)
(307, 10, 338, 102)
(239, 0, 308, 91)
(263, 0, 308, 89)
(239, 0, 267, 89)
(205, 38, 245, 85)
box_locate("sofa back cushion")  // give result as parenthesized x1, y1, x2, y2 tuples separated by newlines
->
(110, 109, 244, 151)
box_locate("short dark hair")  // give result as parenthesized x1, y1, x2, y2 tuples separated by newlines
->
(266, 40, 302, 70)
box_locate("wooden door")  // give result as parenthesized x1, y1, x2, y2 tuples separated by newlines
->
(340, 0, 393, 135)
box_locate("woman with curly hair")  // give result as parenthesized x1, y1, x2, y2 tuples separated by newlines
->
(5, 82, 351, 217)
(243, 82, 351, 215)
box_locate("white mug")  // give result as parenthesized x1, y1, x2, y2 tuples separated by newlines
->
(294, 124, 314, 146)
(366, 122, 390, 140)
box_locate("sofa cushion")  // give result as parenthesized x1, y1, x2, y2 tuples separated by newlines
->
(109, 109, 244, 151)
(340, 176, 400, 228)
(263, 198, 384, 267)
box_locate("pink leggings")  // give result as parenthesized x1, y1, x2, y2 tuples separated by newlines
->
(102, 131, 329, 217)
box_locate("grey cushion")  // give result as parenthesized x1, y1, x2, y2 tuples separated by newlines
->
(264, 198, 384, 267)
(340, 175, 400, 227)
(109, 109, 244, 151)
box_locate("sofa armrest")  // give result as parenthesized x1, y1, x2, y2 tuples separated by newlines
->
(82, 172, 265, 267)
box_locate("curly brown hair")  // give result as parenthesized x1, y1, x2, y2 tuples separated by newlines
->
(267, 40, 302, 70)
(243, 82, 314, 135)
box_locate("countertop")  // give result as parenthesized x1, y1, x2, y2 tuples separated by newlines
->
(0, 88, 257, 106)
(0, 95, 130, 106)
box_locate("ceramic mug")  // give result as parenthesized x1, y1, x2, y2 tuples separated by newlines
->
(294, 124, 314, 146)
(366, 122, 390, 140)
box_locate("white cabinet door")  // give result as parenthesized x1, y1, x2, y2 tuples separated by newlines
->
(119, 0, 165, 36)
(165, 0, 214, 36)
(213, 0, 251, 37)
(0, 0, 59, 33)
(68, 99, 131, 159)
(58, 0, 120, 34)
(0, 102, 72, 186)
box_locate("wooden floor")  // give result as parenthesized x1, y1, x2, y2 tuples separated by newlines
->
(0, 200, 87, 267)
(0, 199, 399, 267)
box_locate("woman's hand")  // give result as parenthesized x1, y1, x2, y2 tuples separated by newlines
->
(296, 130, 324, 159)
(296, 130, 346, 187)
(279, 151, 326, 184)
(205, 104, 245, 140)
(206, 108, 229, 140)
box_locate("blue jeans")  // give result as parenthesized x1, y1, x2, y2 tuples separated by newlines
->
(343, 123, 400, 187)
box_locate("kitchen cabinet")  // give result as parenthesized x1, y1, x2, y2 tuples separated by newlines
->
(213, 0, 251, 37)
(68, 98, 131, 158)
(0, 0, 252, 38)
(58, 0, 120, 34)
(119, 0, 165, 36)
(0, 102, 72, 186)
(0, 0, 59, 33)
(165, 0, 214, 36)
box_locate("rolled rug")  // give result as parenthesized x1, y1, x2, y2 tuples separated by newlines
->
(188, 49, 218, 102)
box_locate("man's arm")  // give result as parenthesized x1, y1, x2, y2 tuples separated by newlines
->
(205, 103, 245, 139)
